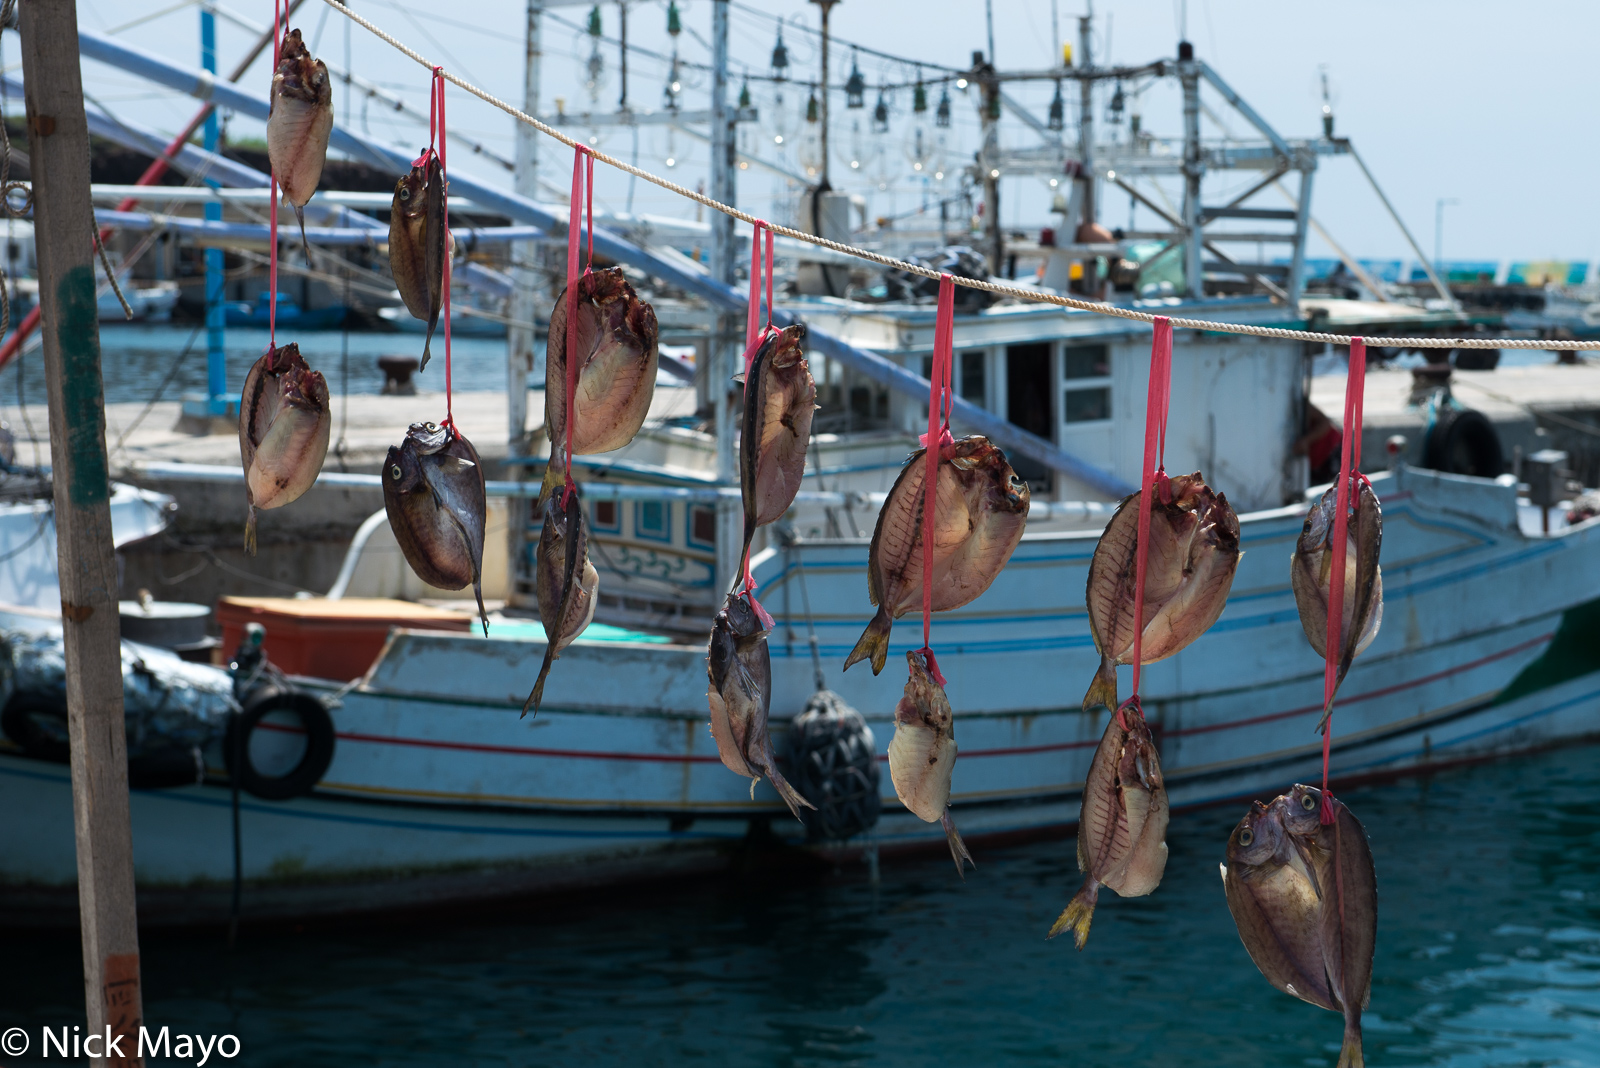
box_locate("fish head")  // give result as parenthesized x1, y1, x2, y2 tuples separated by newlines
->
(897, 650, 952, 730)
(279, 364, 329, 415)
(263, 341, 306, 377)
(274, 29, 329, 103)
(406, 420, 452, 454)
(392, 166, 428, 222)
(1278, 783, 1328, 837)
(720, 591, 769, 643)
(1227, 799, 1288, 868)
(964, 439, 1031, 516)
(385, 442, 426, 496)
(764, 324, 809, 371)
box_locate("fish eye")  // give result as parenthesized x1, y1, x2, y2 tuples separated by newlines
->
(1301, 793, 1317, 811)
(1238, 827, 1254, 846)
(425, 422, 437, 431)
(390, 464, 402, 480)
(398, 187, 410, 200)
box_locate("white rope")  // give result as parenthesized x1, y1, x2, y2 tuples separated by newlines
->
(318, 0, 1600, 352)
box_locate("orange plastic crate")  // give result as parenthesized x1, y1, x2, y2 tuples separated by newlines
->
(216, 597, 473, 681)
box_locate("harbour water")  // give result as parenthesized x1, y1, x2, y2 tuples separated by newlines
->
(2, 746, 1597, 1066)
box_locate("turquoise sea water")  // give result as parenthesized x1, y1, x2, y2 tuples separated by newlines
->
(2, 746, 1598, 1066)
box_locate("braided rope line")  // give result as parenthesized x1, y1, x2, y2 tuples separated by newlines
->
(319, 0, 1600, 352)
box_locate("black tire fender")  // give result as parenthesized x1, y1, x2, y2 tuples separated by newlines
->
(1423, 406, 1504, 478)
(224, 689, 336, 801)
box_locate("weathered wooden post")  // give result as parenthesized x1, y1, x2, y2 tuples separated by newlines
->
(18, 3, 145, 1065)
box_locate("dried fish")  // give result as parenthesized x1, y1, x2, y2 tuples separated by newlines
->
(238, 342, 330, 555)
(887, 650, 973, 874)
(1048, 705, 1169, 948)
(1291, 481, 1383, 709)
(266, 28, 333, 259)
(383, 421, 488, 633)
(387, 156, 453, 370)
(1083, 472, 1240, 710)
(705, 590, 812, 821)
(524, 486, 599, 715)
(845, 437, 1030, 675)
(546, 267, 659, 456)
(1224, 785, 1378, 1068)
(738, 325, 815, 570)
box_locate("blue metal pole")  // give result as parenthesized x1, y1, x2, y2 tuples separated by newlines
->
(201, 8, 228, 415)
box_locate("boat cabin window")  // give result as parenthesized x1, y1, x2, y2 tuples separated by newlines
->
(960, 351, 986, 403)
(1006, 342, 1056, 492)
(688, 505, 716, 549)
(635, 500, 670, 542)
(592, 499, 620, 533)
(1062, 344, 1112, 424)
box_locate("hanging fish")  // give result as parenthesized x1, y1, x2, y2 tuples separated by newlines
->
(888, 650, 973, 874)
(845, 437, 1030, 675)
(737, 324, 815, 567)
(546, 267, 659, 457)
(705, 590, 813, 821)
(524, 486, 599, 715)
(1224, 785, 1377, 1068)
(387, 155, 453, 371)
(1048, 705, 1169, 948)
(238, 342, 330, 555)
(1291, 481, 1383, 717)
(382, 421, 488, 634)
(1082, 473, 1240, 710)
(266, 28, 333, 260)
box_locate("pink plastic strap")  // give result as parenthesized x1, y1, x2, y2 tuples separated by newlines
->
(433, 68, 453, 428)
(267, 0, 285, 347)
(562, 146, 590, 505)
(913, 274, 955, 687)
(1321, 337, 1367, 822)
(1121, 317, 1173, 728)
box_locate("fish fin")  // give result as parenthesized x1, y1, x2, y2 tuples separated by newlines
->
(1047, 878, 1100, 950)
(749, 777, 758, 801)
(523, 644, 558, 717)
(243, 507, 258, 556)
(294, 204, 311, 262)
(731, 371, 746, 387)
(1336, 1016, 1364, 1068)
(942, 807, 974, 877)
(420, 332, 432, 372)
(843, 607, 891, 675)
(474, 579, 488, 637)
(433, 455, 477, 475)
(1083, 656, 1118, 712)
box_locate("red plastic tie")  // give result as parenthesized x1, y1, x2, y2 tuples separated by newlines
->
(562, 145, 593, 506)
(432, 68, 454, 429)
(912, 274, 956, 688)
(1123, 317, 1174, 728)
(1320, 336, 1368, 823)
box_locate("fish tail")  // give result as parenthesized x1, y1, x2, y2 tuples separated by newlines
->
(1082, 656, 1118, 712)
(942, 807, 974, 877)
(1336, 1014, 1364, 1068)
(843, 607, 891, 675)
(473, 579, 489, 637)
(764, 761, 815, 823)
(1047, 878, 1100, 950)
(294, 204, 310, 262)
(522, 646, 557, 717)
(420, 329, 433, 372)
(243, 507, 258, 557)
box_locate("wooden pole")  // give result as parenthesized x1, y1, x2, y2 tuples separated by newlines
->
(18, 4, 145, 1066)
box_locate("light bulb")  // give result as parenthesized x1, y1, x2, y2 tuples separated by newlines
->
(774, 135, 784, 145)
(666, 157, 676, 167)
(1049, 178, 1059, 187)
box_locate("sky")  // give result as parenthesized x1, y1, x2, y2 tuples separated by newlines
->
(54, 0, 1600, 266)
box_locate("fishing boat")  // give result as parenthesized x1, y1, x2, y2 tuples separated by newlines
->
(7, 16, 1599, 927)
(224, 290, 347, 330)
(5, 297, 1599, 924)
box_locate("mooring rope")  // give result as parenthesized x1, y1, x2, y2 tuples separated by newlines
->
(316, 0, 1600, 352)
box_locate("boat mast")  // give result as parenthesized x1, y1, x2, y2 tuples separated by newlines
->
(1077, 10, 1095, 234)
(710, 0, 740, 596)
(1179, 39, 1203, 298)
(508, 1, 542, 451)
